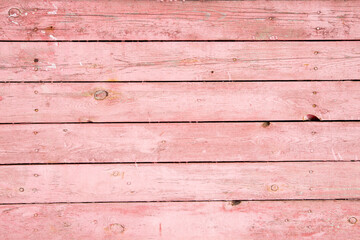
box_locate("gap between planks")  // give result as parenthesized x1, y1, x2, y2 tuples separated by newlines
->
(0, 199, 360, 205)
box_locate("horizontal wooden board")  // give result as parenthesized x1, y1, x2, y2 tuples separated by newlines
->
(1, 162, 360, 203)
(1, 42, 360, 81)
(1, 122, 359, 164)
(0, 81, 359, 122)
(0, 201, 359, 239)
(2, 0, 360, 40)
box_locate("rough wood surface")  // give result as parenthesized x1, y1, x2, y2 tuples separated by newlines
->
(0, 201, 359, 239)
(0, 122, 359, 164)
(1, 163, 360, 203)
(2, 0, 360, 40)
(0, 81, 359, 122)
(1, 42, 360, 82)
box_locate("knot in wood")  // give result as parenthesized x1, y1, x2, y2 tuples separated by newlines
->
(94, 90, 108, 100)
(8, 8, 21, 18)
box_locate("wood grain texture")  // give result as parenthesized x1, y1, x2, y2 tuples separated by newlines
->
(1, 122, 359, 164)
(0, 201, 359, 239)
(1, 163, 360, 203)
(0, 81, 359, 122)
(1, 42, 360, 81)
(2, 0, 360, 40)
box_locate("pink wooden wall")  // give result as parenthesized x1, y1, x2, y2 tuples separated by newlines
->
(1, 0, 360, 239)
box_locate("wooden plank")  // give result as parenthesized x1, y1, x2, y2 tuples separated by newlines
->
(0, 81, 359, 122)
(1, 162, 360, 203)
(2, 0, 360, 40)
(1, 122, 359, 164)
(0, 201, 359, 239)
(1, 41, 360, 82)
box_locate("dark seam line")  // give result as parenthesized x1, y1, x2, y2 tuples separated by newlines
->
(1, 79, 360, 83)
(0, 198, 359, 205)
(1, 120, 360, 125)
(1, 160, 360, 166)
(1, 39, 360, 43)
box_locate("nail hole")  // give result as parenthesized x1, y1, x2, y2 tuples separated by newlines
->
(312, 104, 317, 108)
(33, 131, 38, 135)
(232, 58, 237, 62)
(309, 170, 313, 173)
(314, 51, 319, 55)
(34, 90, 38, 94)
(63, 129, 68, 132)
(262, 122, 270, 128)
(316, 27, 321, 30)
(19, 188, 24, 192)
(211, 71, 214, 74)
(33, 174, 39, 177)
(34, 109, 39, 112)
(33, 27, 38, 32)
(304, 114, 320, 121)
(312, 91, 317, 95)
(314, 67, 318, 70)
(34, 58, 39, 63)
(34, 67, 38, 71)
(230, 200, 241, 206)
(94, 90, 108, 100)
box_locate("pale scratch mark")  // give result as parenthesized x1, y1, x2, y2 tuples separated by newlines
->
(47, 3, 58, 15)
(219, 12, 227, 21)
(79, 62, 83, 66)
(10, 20, 19, 25)
(337, 153, 343, 161)
(227, 71, 232, 80)
(49, 34, 57, 40)
(331, 148, 338, 160)
(45, 63, 57, 71)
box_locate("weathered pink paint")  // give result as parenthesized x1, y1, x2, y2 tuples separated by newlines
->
(0, 81, 359, 122)
(1, 163, 360, 203)
(0, 42, 359, 81)
(2, 0, 360, 40)
(0, 122, 359, 164)
(1, 0, 359, 237)
(0, 201, 359, 239)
